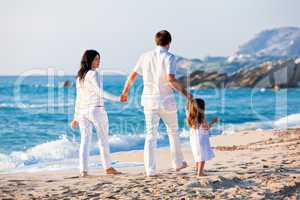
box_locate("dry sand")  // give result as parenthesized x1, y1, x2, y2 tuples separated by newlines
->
(0, 128, 299, 199)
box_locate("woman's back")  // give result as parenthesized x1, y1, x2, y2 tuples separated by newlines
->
(76, 70, 104, 109)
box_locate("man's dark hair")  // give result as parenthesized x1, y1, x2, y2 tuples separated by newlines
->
(155, 30, 172, 46)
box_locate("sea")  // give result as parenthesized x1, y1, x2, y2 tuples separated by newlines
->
(0, 75, 299, 173)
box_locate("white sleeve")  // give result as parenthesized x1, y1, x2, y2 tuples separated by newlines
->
(166, 55, 176, 75)
(74, 80, 80, 121)
(89, 71, 102, 92)
(133, 55, 143, 75)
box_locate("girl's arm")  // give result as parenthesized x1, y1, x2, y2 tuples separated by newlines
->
(208, 117, 219, 129)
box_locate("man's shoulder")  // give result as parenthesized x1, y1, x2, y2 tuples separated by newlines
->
(141, 50, 156, 57)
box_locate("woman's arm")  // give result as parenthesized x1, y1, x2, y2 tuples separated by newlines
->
(70, 83, 80, 129)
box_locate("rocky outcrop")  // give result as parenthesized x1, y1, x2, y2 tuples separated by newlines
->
(179, 58, 300, 88)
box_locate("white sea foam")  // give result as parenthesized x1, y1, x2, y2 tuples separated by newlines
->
(221, 112, 300, 135)
(273, 112, 300, 128)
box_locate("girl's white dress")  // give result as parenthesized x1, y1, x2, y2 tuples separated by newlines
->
(190, 127, 215, 162)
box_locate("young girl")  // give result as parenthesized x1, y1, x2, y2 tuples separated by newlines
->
(70, 50, 121, 177)
(187, 98, 218, 176)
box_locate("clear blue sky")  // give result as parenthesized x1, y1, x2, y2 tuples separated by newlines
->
(1, 0, 300, 75)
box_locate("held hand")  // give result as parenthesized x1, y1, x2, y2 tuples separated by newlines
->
(70, 120, 78, 129)
(120, 92, 128, 102)
(187, 93, 193, 101)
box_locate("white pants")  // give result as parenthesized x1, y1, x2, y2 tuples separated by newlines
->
(144, 107, 184, 176)
(77, 107, 112, 172)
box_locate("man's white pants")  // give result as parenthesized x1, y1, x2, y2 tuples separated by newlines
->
(78, 107, 112, 172)
(144, 107, 184, 176)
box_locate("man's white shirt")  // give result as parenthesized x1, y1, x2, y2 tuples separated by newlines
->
(133, 46, 177, 110)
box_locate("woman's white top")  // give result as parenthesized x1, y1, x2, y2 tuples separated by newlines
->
(189, 126, 215, 162)
(74, 70, 104, 120)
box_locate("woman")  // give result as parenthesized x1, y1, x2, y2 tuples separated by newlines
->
(70, 49, 121, 177)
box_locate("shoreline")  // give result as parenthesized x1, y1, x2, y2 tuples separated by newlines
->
(0, 128, 278, 175)
(0, 128, 299, 199)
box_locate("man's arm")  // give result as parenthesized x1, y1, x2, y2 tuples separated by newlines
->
(167, 74, 193, 100)
(120, 71, 138, 102)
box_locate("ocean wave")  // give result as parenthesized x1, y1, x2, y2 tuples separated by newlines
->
(0, 135, 78, 171)
(274, 112, 300, 128)
(0, 132, 189, 173)
(221, 112, 300, 135)
(0, 103, 74, 109)
(0, 82, 75, 91)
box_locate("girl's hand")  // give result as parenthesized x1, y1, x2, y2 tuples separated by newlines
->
(211, 117, 219, 125)
(70, 120, 78, 129)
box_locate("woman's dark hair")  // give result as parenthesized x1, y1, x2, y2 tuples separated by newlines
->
(77, 49, 100, 81)
(155, 30, 172, 46)
(187, 98, 205, 128)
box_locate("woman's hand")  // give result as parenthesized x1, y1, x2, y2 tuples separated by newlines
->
(120, 92, 128, 102)
(70, 119, 78, 129)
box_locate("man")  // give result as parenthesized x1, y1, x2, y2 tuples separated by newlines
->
(120, 30, 193, 176)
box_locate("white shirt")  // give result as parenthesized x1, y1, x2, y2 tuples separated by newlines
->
(133, 46, 177, 109)
(74, 70, 104, 120)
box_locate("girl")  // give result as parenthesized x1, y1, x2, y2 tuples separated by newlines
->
(70, 50, 121, 177)
(187, 98, 218, 176)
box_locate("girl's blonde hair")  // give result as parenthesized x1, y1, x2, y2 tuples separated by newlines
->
(187, 98, 205, 128)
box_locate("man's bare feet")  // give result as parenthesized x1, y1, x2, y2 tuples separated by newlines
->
(106, 167, 122, 175)
(176, 161, 188, 171)
(80, 171, 88, 177)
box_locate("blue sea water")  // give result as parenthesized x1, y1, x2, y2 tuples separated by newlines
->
(0, 75, 299, 173)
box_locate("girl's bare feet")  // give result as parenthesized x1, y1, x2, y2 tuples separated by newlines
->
(197, 172, 206, 176)
(80, 171, 88, 177)
(106, 167, 122, 175)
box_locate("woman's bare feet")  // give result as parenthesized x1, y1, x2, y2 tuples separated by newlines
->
(106, 167, 122, 175)
(176, 161, 188, 171)
(80, 171, 88, 177)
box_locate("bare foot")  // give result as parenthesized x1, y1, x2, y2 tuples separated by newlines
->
(106, 167, 122, 175)
(197, 172, 206, 176)
(80, 171, 88, 177)
(176, 161, 188, 171)
(146, 174, 158, 177)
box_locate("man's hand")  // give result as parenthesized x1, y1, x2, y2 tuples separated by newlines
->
(120, 92, 128, 102)
(70, 119, 78, 129)
(120, 72, 138, 103)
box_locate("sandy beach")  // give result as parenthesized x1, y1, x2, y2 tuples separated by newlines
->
(0, 128, 299, 200)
